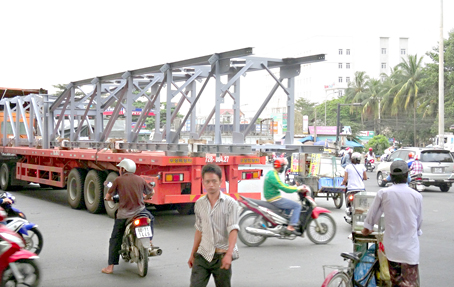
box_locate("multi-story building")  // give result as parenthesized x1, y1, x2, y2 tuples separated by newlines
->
(260, 35, 409, 137)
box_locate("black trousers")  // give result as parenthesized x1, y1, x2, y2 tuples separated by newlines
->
(108, 208, 154, 265)
(190, 253, 232, 287)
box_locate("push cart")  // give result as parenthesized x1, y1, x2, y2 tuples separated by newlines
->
(300, 156, 346, 209)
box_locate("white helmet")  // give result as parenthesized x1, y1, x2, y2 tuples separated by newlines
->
(351, 152, 362, 161)
(117, 158, 136, 173)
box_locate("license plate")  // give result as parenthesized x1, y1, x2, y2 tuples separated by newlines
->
(289, 175, 294, 179)
(135, 226, 152, 238)
(433, 167, 443, 173)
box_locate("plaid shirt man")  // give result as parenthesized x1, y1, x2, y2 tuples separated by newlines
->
(410, 160, 423, 175)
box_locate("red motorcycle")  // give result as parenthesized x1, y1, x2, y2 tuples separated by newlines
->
(237, 190, 336, 247)
(0, 222, 40, 287)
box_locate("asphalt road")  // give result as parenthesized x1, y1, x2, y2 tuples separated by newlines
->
(4, 164, 453, 287)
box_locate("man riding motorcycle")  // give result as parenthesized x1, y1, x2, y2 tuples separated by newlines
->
(102, 158, 155, 274)
(264, 158, 307, 235)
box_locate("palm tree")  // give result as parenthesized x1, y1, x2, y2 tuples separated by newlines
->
(345, 71, 369, 103)
(381, 67, 404, 132)
(345, 71, 369, 124)
(393, 54, 425, 146)
(360, 78, 385, 134)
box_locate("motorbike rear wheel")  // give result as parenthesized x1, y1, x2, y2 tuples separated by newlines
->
(137, 245, 149, 277)
(1, 259, 41, 287)
(238, 213, 267, 247)
(306, 213, 336, 244)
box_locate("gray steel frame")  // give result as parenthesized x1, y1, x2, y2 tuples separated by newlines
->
(0, 48, 325, 155)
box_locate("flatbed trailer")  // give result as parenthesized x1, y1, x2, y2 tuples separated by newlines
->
(0, 146, 263, 216)
(0, 48, 325, 217)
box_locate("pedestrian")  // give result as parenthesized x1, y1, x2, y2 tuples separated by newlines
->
(341, 148, 352, 168)
(101, 158, 155, 274)
(362, 160, 423, 286)
(188, 164, 239, 287)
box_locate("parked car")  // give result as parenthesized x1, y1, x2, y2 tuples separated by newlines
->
(376, 147, 454, 192)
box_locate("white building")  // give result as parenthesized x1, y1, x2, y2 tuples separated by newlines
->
(260, 35, 410, 136)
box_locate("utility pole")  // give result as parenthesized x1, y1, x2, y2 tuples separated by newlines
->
(438, 0, 445, 149)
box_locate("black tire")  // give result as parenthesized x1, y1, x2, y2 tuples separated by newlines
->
(238, 213, 267, 247)
(333, 193, 343, 209)
(440, 184, 450, 192)
(67, 168, 87, 209)
(0, 163, 12, 191)
(1, 258, 41, 287)
(84, 170, 107, 214)
(104, 172, 119, 218)
(325, 271, 351, 287)
(137, 245, 148, 277)
(377, 172, 387, 187)
(176, 203, 194, 215)
(306, 213, 336, 244)
(22, 226, 44, 255)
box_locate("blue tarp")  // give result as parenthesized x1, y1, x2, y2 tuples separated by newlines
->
(298, 136, 314, 143)
(313, 139, 333, 147)
(346, 140, 363, 147)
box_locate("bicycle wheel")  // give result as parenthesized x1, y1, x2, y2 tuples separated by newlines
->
(323, 271, 352, 287)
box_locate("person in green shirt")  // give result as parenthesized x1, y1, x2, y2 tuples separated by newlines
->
(264, 158, 307, 235)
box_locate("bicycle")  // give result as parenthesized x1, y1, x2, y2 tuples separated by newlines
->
(321, 233, 389, 287)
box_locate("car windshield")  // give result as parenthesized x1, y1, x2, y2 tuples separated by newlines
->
(420, 151, 453, 163)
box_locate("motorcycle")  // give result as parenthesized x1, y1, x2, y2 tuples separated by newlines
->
(343, 189, 364, 225)
(284, 168, 297, 186)
(1, 192, 43, 255)
(365, 158, 375, 172)
(110, 194, 162, 277)
(0, 224, 41, 287)
(409, 173, 425, 192)
(237, 190, 337, 247)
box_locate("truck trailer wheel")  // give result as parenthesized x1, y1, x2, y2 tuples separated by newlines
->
(84, 170, 107, 214)
(104, 172, 119, 218)
(176, 203, 195, 215)
(0, 163, 12, 191)
(67, 168, 87, 209)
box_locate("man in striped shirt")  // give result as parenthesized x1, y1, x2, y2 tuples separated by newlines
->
(188, 164, 239, 287)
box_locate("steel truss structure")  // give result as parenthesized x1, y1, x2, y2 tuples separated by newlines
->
(0, 48, 325, 155)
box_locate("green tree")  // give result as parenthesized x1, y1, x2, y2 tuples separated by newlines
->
(52, 84, 84, 97)
(133, 101, 183, 131)
(365, 135, 390, 155)
(345, 71, 369, 104)
(418, 29, 454, 134)
(394, 54, 425, 146)
(360, 78, 385, 134)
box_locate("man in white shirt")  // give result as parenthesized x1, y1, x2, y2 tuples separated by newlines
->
(188, 164, 239, 287)
(362, 160, 423, 286)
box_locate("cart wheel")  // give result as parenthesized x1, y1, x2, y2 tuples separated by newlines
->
(333, 193, 343, 209)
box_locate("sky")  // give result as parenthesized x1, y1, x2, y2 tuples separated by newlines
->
(1, 0, 453, 116)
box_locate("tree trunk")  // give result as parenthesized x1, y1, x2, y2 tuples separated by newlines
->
(373, 118, 376, 134)
(414, 102, 417, 147)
